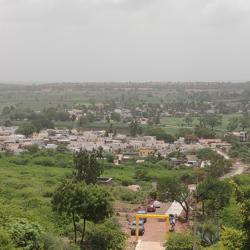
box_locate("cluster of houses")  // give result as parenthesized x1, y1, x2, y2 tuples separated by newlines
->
(0, 126, 178, 156)
(0, 126, 236, 166)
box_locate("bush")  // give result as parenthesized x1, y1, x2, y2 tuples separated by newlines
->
(180, 173, 195, 184)
(219, 199, 242, 228)
(34, 157, 55, 167)
(0, 228, 14, 250)
(105, 153, 115, 163)
(220, 227, 246, 250)
(194, 126, 215, 139)
(197, 222, 219, 246)
(134, 168, 149, 181)
(119, 189, 136, 202)
(9, 157, 29, 166)
(164, 233, 198, 250)
(24, 145, 40, 154)
(7, 219, 44, 250)
(41, 233, 69, 250)
(121, 179, 133, 186)
(85, 219, 126, 250)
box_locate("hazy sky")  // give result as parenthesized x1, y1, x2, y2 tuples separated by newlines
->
(0, 0, 250, 82)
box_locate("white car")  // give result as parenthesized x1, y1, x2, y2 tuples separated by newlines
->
(153, 200, 161, 208)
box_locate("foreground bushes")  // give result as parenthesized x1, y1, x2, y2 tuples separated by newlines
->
(165, 233, 198, 250)
(84, 219, 126, 250)
(0, 218, 73, 250)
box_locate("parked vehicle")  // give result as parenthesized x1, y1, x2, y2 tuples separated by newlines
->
(153, 200, 161, 208)
(137, 210, 147, 222)
(147, 203, 156, 212)
(131, 220, 145, 236)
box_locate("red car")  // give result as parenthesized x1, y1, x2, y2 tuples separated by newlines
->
(147, 203, 156, 212)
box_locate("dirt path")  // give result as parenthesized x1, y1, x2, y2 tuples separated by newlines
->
(215, 149, 248, 179)
(136, 240, 165, 250)
(221, 160, 247, 179)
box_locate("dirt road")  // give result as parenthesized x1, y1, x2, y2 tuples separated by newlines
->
(215, 149, 248, 179)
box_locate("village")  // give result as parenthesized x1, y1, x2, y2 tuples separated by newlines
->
(1, 125, 244, 167)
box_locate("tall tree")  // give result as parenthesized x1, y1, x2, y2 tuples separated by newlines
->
(129, 120, 142, 137)
(184, 116, 193, 126)
(52, 181, 113, 247)
(239, 115, 250, 131)
(73, 149, 104, 184)
(16, 123, 36, 138)
(158, 176, 189, 221)
(197, 178, 232, 215)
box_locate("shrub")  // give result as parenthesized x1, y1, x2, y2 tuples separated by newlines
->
(85, 219, 126, 250)
(105, 153, 115, 163)
(9, 157, 29, 166)
(34, 157, 55, 167)
(134, 168, 149, 181)
(119, 189, 136, 202)
(220, 227, 246, 250)
(164, 233, 198, 250)
(197, 222, 219, 246)
(41, 233, 69, 250)
(7, 219, 44, 250)
(24, 145, 40, 154)
(121, 179, 133, 186)
(0, 228, 14, 250)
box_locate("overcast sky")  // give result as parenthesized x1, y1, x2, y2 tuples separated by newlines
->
(0, 0, 250, 83)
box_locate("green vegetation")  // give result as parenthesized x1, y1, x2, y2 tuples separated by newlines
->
(0, 148, 195, 249)
(158, 176, 189, 221)
(73, 149, 104, 184)
(164, 233, 195, 250)
(229, 142, 250, 163)
(52, 181, 114, 247)
(1, 82, 250, 249)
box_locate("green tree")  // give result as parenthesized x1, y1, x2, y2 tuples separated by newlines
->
(54, 111, 71, 121)
(134, 168, 149, 181)
(31, 117, 54, 132)
(79, 116, 89, 126)
(129, 120, 142, 137)
(158, 176, 189, 221)
(96, 146, 104, 159)
(147, 127, 175, 143)
(197, 178, 232, 215)
(105, 153, 114, 163)
(110, 112, 121, 122)
(52, 181, 113, 247)
(239, 115, 250, 131)
(206, 158, 232, 178)
(196, 148, 218, 161)
(206, 115, 222, 130)
(241, 199, 250, 249)
(3, 120, 12, 127)
(16, 123, 36, 137)
(73, 149, 104, 184)
(183, 116, 193, 126)
(194, 126, 215, 139)
(227, 117, 239, 131)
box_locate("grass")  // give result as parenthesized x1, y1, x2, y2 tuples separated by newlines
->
(0, 160, 71, 234)
(104, 163, 193, 184)
(160, 114, 242, 133)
